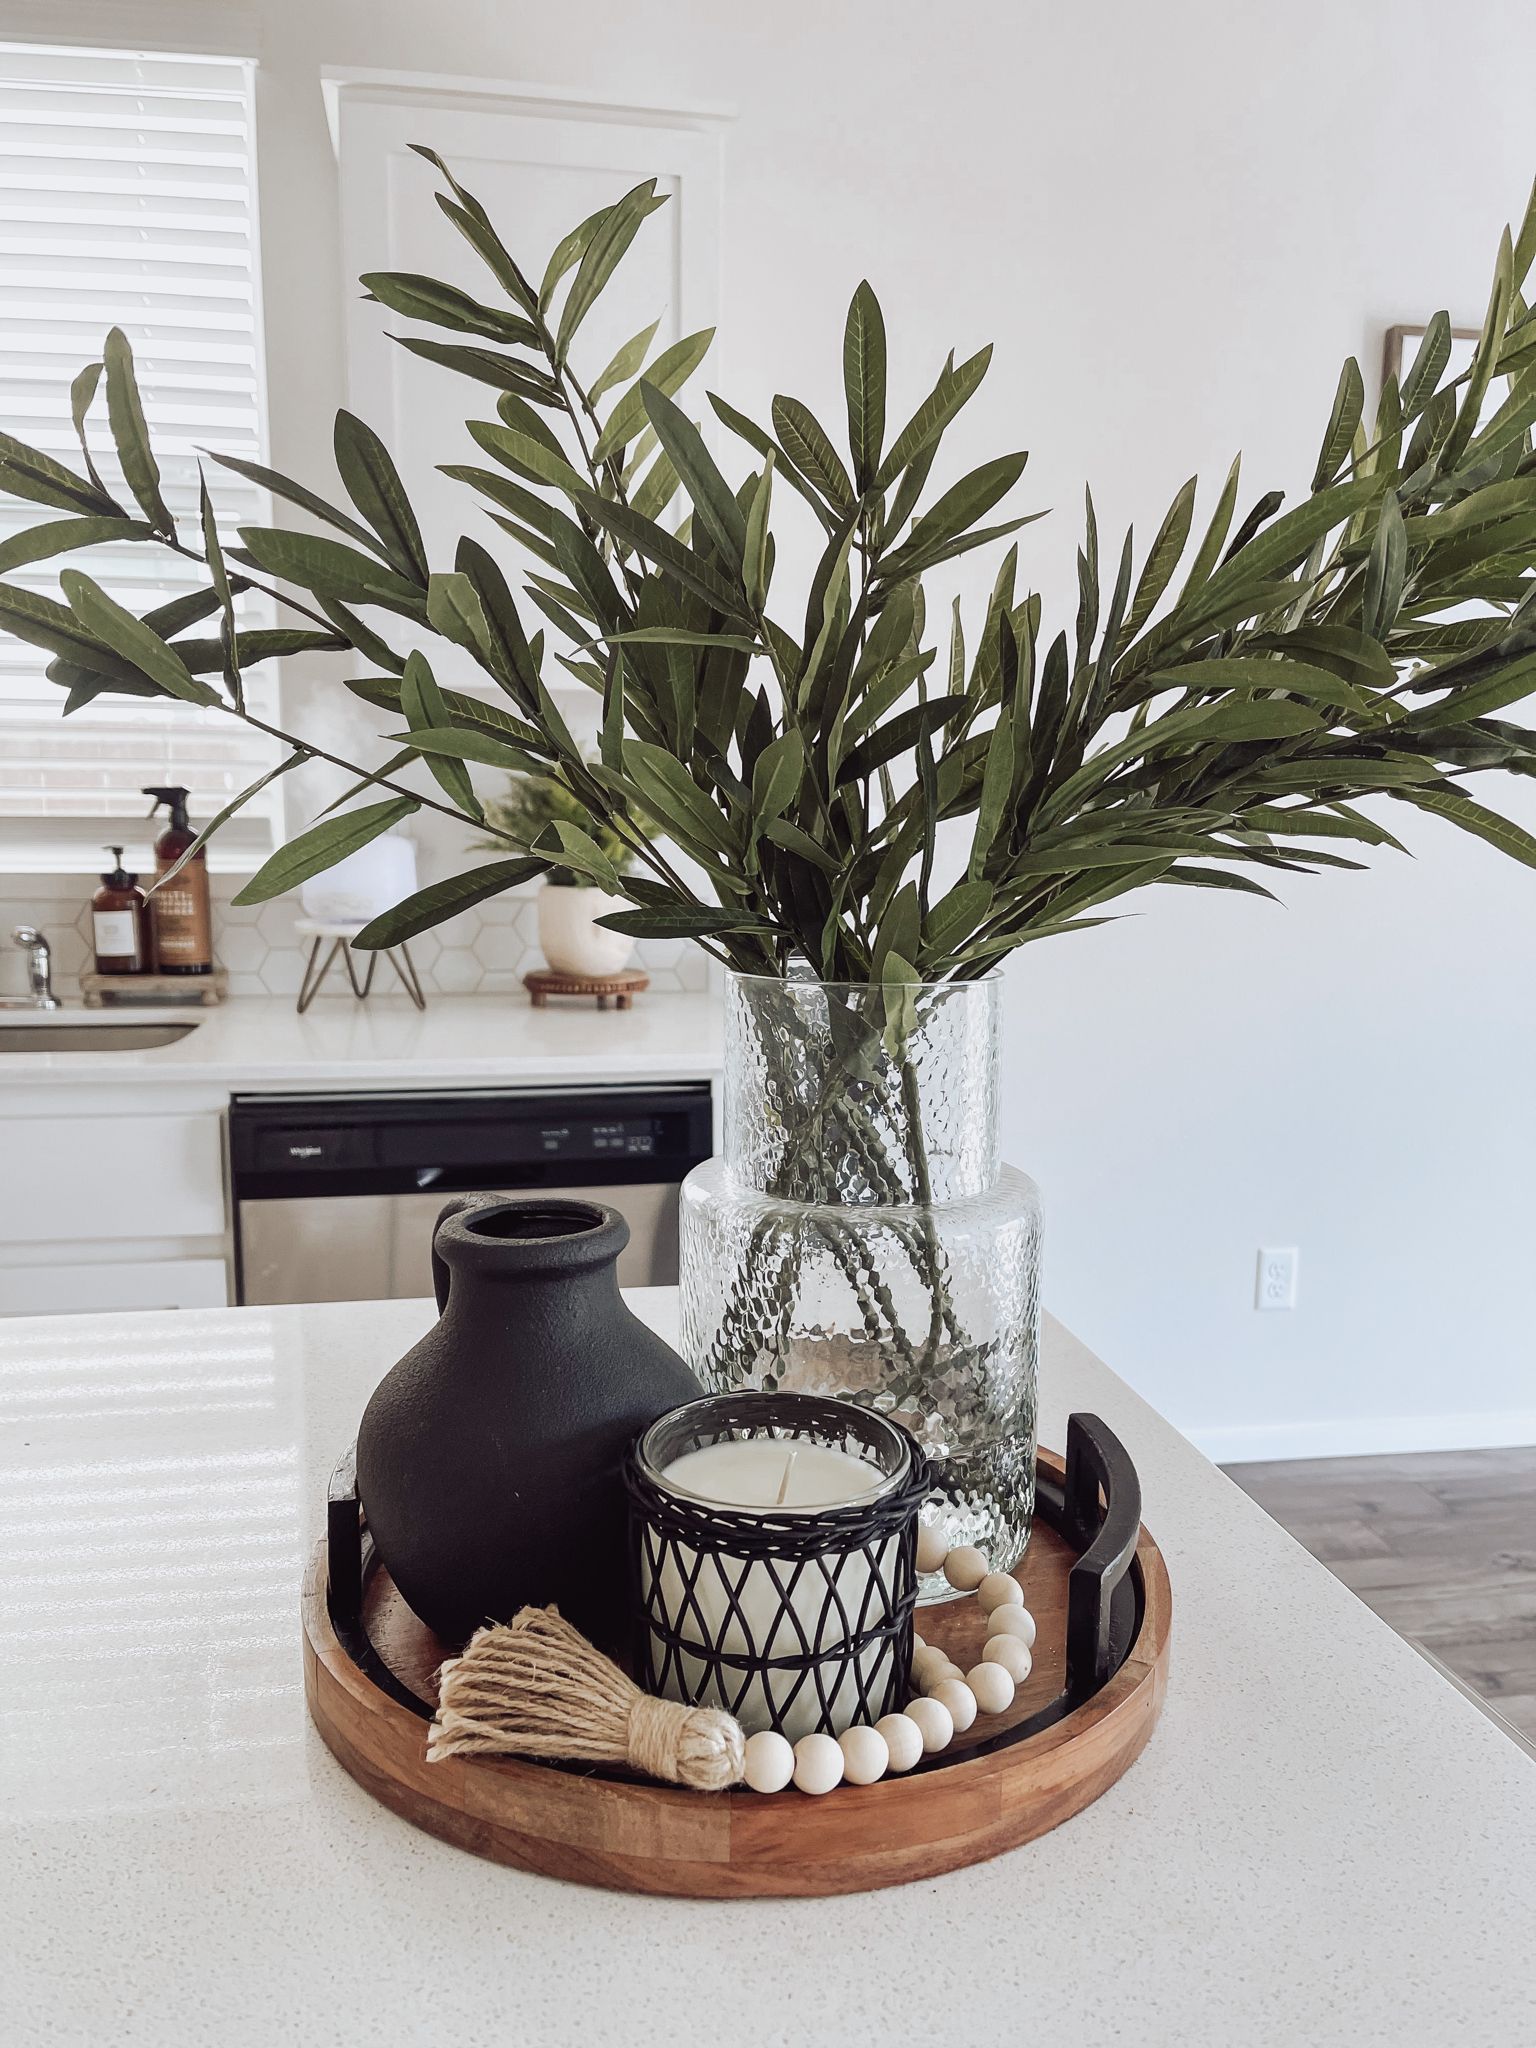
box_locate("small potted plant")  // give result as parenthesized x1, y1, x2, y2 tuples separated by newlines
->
(479, 772, 639, 978)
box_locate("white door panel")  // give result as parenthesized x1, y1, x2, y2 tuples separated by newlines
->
(326, 74, 726, 697)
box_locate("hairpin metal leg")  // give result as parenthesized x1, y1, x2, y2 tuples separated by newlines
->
(340, 942, 377, 999)
(388, 942, 427, 1010)
(296, 934, 343, 1014)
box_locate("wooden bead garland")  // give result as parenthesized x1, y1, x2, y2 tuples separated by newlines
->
(429, 1604, 745, 1789)
(931, 1677, 977, 1733)
(875, 1711, 924, 1772)
(965, 1660, 1016, 1715)
(751, 1533, 1038, 1797)
(838, 1724, 890, 1785)
(791, 1731, 845, 1796)
(425, 1542, 1036, 1799)
(741, 1727, 795, 1793)
(983, 1633, 1034, 1682)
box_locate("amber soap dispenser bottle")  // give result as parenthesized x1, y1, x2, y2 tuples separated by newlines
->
(143, 785, 213, 974)
(91, 847, 149, 974)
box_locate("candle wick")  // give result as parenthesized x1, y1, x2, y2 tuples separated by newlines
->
(774, 1449, 798, 1506)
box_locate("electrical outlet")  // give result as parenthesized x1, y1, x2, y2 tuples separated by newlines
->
(1255, 1247, 1299, 1311)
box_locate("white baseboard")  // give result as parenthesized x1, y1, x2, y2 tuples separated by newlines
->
(1192, 1409, 1536, 1465)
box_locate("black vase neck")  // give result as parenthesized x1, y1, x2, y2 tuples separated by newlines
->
(432, 1197, 630, 1312)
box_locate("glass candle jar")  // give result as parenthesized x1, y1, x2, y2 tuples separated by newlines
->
(626, 1392, 929, 1740)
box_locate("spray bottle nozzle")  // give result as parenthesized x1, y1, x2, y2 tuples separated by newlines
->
(143, 786, 192, 831)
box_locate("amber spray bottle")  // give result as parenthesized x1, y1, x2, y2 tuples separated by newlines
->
(143, 786, 214, 974)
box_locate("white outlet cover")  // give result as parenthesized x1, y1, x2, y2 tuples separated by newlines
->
(1255, 1246, 1299, 1311)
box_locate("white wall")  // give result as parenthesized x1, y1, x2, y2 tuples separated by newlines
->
(7, 0, 1536, 1455)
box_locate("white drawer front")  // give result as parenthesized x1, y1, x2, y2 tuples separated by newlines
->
(0, 1257, 229, 1318)
(0, 1114, 225, 1244)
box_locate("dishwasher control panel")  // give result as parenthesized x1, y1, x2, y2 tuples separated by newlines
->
(229, 1086, 711, 1200)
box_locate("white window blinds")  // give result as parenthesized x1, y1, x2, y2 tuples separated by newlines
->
(0, 42, 278, 873)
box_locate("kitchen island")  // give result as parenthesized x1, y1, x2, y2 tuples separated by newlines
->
(5, 1293, 1536, 2047)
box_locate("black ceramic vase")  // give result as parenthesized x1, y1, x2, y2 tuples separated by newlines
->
(355, 1195, 701, 1649)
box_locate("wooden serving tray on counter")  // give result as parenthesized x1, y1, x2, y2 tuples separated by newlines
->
(81, 968, 227, 1006)
(302, 1418, 1171, 1897)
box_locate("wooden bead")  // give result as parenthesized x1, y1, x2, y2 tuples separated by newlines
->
(922, 1661, 965, 1696)
(931, 1677, 977, 1734)
(837, 1724, 889, 1786)
(876, 1712, 925, 1773)
(903, 1695, 954, 1754)
(911, 1644, 948, 1685)
(983, 1635, 1034, 1684)
(742, 1729, 795, 1794)
(915, 1522, 949, 1574)
(984, 1603, 1037, 1648)
(943, 1544, 989, 1592)
(791, 1732, 845, 1795)
(911, 1633, 928, 1657)
(977, 1571, 1024, 1614)
(966, 1661, 1016, 1715)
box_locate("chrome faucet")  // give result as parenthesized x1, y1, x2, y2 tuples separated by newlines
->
(7, 926, 62, 1010)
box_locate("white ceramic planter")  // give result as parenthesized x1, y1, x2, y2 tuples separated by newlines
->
(536, 883, 636, 978)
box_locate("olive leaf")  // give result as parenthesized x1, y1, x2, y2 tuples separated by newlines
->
(59, 570, 222, 706)
(233, 797, 421, 906)
(589, 319, 661, 406)
(0, 516, 153, 573)
(354, 858, 548, 947)
(103, 328, 174, 533)
(361, 272, 537, 345)
(0, 428, 120, 516)
(843, 281, 887, 490)
(554, 181, 665, 363)
(333, 412, 429, 585)
(591, 329, 716, 463)
(401, 649, 483, 822)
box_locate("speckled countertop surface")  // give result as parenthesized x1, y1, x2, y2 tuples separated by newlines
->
(4, 1292, 1535, 2047)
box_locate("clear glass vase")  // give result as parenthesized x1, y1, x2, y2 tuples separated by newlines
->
(679, 973, 1041, 1583)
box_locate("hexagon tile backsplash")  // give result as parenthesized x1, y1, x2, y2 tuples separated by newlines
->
(0, 880, 710, 1003)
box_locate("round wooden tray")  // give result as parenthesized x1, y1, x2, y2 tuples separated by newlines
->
(303, 1425, 1171, 1897)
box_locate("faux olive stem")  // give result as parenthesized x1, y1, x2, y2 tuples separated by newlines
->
(704, 992, 964, 1391)
(236, 709, 529, 842)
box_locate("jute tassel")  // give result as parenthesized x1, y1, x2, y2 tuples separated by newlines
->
(427, 1605, 746, 1793)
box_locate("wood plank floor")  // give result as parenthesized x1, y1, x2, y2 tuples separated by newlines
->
(1226, 1446, 1536, 1747)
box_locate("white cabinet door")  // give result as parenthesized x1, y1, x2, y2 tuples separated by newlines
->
(0, 1113, 225, 1244)
(324, 70, 726, 695)
(0, 1257, 229, 1318)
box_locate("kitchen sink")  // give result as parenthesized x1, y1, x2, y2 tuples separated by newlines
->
(0, 1018, 200, 1052)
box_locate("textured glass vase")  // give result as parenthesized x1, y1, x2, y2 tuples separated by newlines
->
(679, 973, 1041, 1579)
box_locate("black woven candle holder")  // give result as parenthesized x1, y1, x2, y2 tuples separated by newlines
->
(625, 1392, 931, 1741)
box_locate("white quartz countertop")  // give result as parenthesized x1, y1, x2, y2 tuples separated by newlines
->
(4, 1292, 1536, 2047)
(0, 990, 721, 1091)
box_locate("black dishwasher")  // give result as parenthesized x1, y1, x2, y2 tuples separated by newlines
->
(228, 1085, 713, 1305)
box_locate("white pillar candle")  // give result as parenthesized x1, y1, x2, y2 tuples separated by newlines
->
(664, 1439, 881, 1510)
(647, 1433, 901, 1742)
